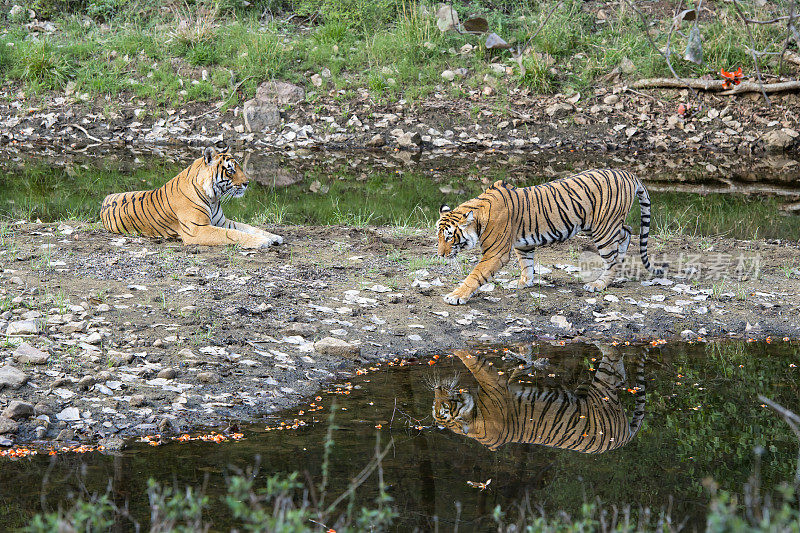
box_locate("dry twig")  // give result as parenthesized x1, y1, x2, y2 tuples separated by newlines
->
(632, 77, 800, 93)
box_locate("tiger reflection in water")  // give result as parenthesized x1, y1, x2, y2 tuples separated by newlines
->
(432, 346, 646, 453)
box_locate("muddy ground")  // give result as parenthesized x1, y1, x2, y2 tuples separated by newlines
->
(1, 221, 799, 447)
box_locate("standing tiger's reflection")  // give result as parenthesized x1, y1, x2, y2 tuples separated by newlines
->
(432, 345, 646, 453)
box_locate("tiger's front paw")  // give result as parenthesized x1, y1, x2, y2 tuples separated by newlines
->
(258, 234, 284, 248)
(517, 275, 534, 289)
(582, 281, 606, 292)
(443, 291, 470, 305)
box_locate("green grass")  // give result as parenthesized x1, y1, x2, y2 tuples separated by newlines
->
(1, 0, 796, 102)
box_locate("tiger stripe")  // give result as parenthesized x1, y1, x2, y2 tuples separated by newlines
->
(437, 169, 666, 304)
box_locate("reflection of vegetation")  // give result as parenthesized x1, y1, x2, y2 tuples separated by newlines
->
(2, 342, 799, 530)
(2, 158, 799, 240)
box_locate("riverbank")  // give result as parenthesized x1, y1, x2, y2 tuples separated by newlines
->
(1, 80, 799, 156)
(1, 220, 799, 447)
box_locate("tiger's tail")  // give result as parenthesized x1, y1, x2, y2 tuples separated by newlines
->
(635, 182, 666, 276)
(628, 354, 647, 437)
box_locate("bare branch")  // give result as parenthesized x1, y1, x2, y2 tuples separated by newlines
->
(779, 3, 798, 75)
(624, 0, 698, 96)
(518, 1, 564, 55)
(740, 14, 794, 24)
(633, 77, 800, 93)
(758, 395, 800, 486)
(732, 0, 771, 106)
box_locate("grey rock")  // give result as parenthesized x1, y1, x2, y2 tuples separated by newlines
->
(99, 436, 126, 450)
(254, 81, 305, 105)
(2, 400, 34, 420)
(56, 407, 81, 422)
(62, 320, 88, 333)
(397, 131, 422, 148)
(0, 366, 29, 390)
(12, 342, 49, 365)
(366, 134, 385, 148)
(35, 426, 47, 439)
(545, 103, 574, 119)
(763, 130, 795, 152)
(313, 337, 361, 358)
(0, 417, 19, 435)
(197, 372, 220, 384)
(245, 154, 302, 187)
(157, 368, 177, 380)
(158, 417, 180, 435)
(6, 319, 38, 335)
(281, 322, 318, 337)
(55, 428, 75, 441)
(85, 331, 103, 345)
(34, 402, 53, 416)
(108, 352, 134, 366)
(77, 375, 96, 391)
(129, 394, 147, 407)
(243, 101, 281, 133)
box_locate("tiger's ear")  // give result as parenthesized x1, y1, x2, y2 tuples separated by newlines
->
(203, 147, 216, 165)
(458, 211, 474, 229)
(439, 205, 451, 215)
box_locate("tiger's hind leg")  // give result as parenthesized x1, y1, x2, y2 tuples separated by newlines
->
(583, 225, 625, 292)
(514, 248, 536, 288)
(618, 225, 632, 257)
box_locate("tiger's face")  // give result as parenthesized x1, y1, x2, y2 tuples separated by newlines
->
(201, 147, 249, 200)
(437, 206, 479, 258)
(432, 386, 475, 435)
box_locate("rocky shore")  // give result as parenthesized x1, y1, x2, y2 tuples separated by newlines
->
(1, 221, 799, 448)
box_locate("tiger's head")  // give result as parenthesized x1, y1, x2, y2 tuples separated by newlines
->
(199, 146, 249, 201)
(432, 384, 476, 436)
(437, 205, 479, 258)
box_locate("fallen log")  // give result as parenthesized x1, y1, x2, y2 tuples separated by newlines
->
(632, 78, 800, 94)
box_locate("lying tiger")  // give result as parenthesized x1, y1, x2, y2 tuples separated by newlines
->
(101, 147, 283, 248)
(432, 346, 646, 454)
(437, 169, 665, 304)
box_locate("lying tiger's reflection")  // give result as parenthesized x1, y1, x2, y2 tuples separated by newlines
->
(432, 346, 646, 453)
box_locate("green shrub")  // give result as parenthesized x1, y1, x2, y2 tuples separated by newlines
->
(184, 41, 220, 66)
(86, 0, 129, 21)
(293, 0, 400, 31)
(29, 0, 86, 20)
(24, 494, 116, 533)
(0, 43, 11, 75)
(10, 40, 73, 91)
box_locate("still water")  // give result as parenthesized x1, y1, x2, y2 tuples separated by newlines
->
(1, 147, 800, 239)
(1, 341, 798, 530)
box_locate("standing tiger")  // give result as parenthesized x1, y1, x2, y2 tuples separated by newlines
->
(432, 347, 646, 453)
(100, 147, 283, 248)
(437, 169, 665, 304)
